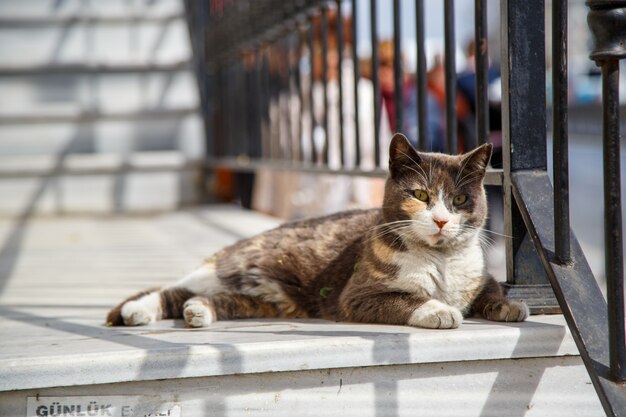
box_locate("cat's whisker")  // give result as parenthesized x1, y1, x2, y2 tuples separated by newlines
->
(455, 154, 473, 187)
(477, 236, 495, 250)
(367, 224, 415, 242)
(456, 172, 484, 189)
(389, 227, 417, 247)
(461, 224, 512, 240)
(369, 219, 431, 232)
(401, 164, 428, 185)
(398, 150, 429, 184)
(371, 225, 417, 240)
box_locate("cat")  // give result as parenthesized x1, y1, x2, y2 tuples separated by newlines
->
(106, 133, 528, 329)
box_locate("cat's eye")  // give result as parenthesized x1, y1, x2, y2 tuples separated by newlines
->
(453, 194, 468, 206)
(414, 190, 429, 202)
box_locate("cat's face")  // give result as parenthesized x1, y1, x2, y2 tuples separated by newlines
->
(383, 134, 492, 248)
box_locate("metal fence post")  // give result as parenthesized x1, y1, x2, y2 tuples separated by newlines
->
(500, 0, 559, 313)
(587, 0, 626, 384)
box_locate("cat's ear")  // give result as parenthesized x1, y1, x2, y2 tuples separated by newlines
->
(389, 133, 421, 176)
(459, 143, 493, 175)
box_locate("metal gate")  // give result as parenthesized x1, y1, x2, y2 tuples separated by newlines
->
(184, 1, 626, 414)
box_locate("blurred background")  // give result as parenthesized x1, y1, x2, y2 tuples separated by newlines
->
(0, 0, 623, 290)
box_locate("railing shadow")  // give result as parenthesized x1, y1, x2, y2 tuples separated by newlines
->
(478, 320, 567, 417)
(0, 132, 84, 296)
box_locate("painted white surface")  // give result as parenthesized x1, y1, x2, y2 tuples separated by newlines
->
(0, 209, 577, 388)
(0, 152, 202, 216)
(0, 357, 603, 417)
(0, 0, 205, 216)
(0, 207, 604, 415)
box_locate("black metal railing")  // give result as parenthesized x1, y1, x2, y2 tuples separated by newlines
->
(185, 1, 626, 414)
(588, 0, 626, 389)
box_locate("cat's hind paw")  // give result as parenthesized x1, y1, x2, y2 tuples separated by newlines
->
(408, 300, 463, 329)
(105, 288, 160, 327)
(120, 300, 157, 326)
(483, 300, 529, 322)
(183, 298, 216, 328)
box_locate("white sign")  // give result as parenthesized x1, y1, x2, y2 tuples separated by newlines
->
(26, 396, 181, 417)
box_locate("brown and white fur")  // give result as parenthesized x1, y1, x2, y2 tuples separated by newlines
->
(107, 134, 528, 329)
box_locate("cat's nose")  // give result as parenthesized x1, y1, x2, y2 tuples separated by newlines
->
(434, 219, 448, 229)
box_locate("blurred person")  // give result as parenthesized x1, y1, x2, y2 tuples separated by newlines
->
(378, 40, 397, 132)
(425, 53, 473, 154)
(456, 40, 503, 167)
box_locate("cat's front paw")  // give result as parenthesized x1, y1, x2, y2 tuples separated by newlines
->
(408, 299, 463, 329)
(483, 300, 529, 322)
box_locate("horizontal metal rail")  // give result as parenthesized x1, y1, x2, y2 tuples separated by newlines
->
(205, 157, 504, 186)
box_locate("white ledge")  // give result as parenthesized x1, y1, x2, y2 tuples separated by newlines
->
(0, 208, 581, 395)
(0, 314, 578, 392)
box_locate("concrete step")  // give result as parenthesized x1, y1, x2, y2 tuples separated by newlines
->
(0, 207, 605, 417)
(0, 0, 183, 18)
(0, 115, 203, 156)
(0, 60, 191, 75)
(0, 107, 199, 124)
(0, 151, 203, 216)
(0, 19, 191, 67)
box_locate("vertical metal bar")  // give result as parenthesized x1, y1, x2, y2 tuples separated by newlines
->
(254, 49, 263, 160)
(188, 1, 214, 162)
(227, 64, 234, 157)
(236, 62, 245, 156)
(602, 60, 626, 383)
(552, 0, 570, 264)
(351, 0, 361, 166)
(321, 6, 330, 165)
(474, 0, 489, 147)
(444, 0, 457, 154)
(336, 0, 346, 167)
(588, 0, 626, 393)
(252, 48, 262, 160)
(296, 26, 305, 162)
(244, 52, 254, 159)
(393, 0, 402, 134)
(222, 65, 231, 157)
(308, 15, 316, 163)
(261, 48, 271, 159)
(285, 36, 294, 163)
(500, 1, 548, 290)
(267, 46, 277, 160)
(415, 0, 428, 151)
(370, 0, 381, 166)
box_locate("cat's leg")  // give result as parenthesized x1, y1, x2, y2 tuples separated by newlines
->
(106, 262, 222, 326)
(340, 290, 463, 329)
(182, 295, 217, 327)
(182, 293, 306, 328)
(471, 277, 529, 322)
(106, 287, 194, 326)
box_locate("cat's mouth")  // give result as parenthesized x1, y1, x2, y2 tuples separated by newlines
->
(431, 231, 447, 245)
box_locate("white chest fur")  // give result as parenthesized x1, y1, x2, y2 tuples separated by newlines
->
(391, 236, 486, 313)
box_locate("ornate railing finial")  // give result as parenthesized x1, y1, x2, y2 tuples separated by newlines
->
(587, 0, 626, 63)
